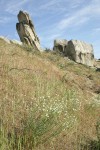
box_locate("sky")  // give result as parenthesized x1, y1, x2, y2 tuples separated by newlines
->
(0, 0, 100, 58)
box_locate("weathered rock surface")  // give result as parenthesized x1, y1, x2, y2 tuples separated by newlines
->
(54, 39, 68, 53)
(95, 59, 100, 67)
(53, 39, 94, 66)
(16, 11, 42, 51)
(95, 59, 100, 71)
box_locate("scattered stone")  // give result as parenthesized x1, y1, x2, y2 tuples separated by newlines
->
(95, 59, 100, 69)
(16, 10, 42, 51)
(93, 84, 100, 94)
(96, 68, 100, 72)
(87, 74, 93, 80)
(11, 40, 22, 45)
(53, 39, 94, 67)
(0, 36, 10, 44)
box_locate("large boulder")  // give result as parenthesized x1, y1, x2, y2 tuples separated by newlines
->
(66, 40, 94, 66)
(53, 39, 68, 53)
(16, 11, 42, 51)
(53, 39, 94, 67)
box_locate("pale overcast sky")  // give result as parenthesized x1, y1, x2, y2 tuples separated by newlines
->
(0, 0, 100, 58)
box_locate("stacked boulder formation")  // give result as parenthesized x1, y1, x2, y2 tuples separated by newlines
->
(16, 10, 95, 67)
(16, 11, 42, 51)
(53, 39, 94, 67)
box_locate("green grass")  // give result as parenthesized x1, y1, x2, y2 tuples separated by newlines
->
(0, 78, 80, 149)
(0, 77, 99, 149)
(0, 39, 100, 149)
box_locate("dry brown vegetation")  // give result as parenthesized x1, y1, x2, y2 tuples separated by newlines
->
(0, 39, 100, 150)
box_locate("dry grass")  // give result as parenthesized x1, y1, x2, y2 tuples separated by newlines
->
(0, 39, 100, 149)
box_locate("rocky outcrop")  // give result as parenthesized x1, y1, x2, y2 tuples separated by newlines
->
(95, 59, 100, 67)
(95, 59, 100, 71)
(53, 39, 68, 53)
(53, 39, 94, 67)
(16, 11, 42, 51)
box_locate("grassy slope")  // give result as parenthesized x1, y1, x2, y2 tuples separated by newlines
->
(0, 39, 100, 150)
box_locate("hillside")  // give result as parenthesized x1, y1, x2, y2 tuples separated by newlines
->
(0, 38, 100, 150)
